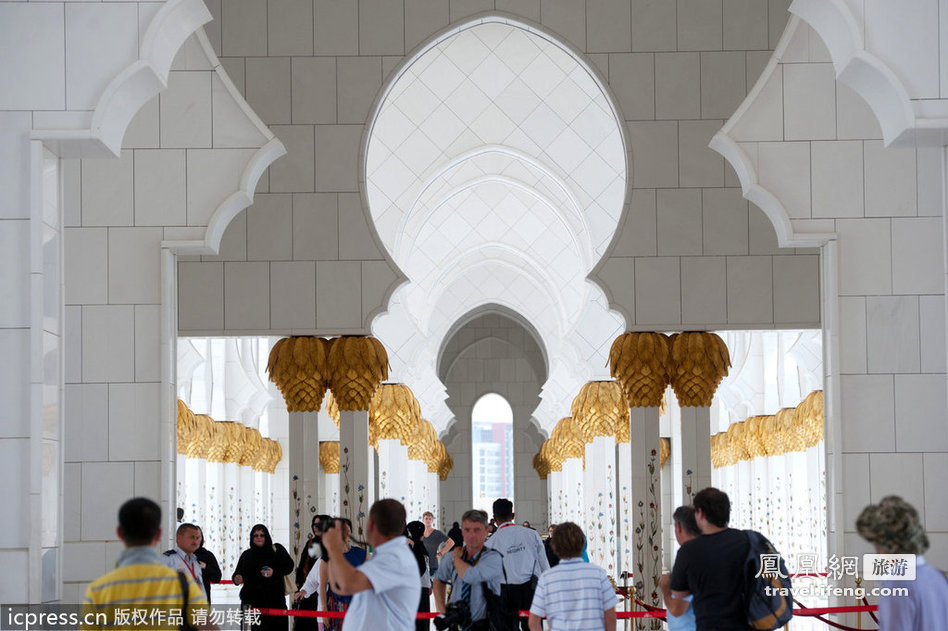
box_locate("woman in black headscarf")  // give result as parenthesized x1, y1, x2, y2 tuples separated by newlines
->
(405, 520, 431, 631)
(232, 524, 294, 631)
(293, 514, 330, 631)
(194, 526, 222, 605)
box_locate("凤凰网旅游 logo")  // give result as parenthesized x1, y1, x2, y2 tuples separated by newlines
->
(863, 554, 916, 581)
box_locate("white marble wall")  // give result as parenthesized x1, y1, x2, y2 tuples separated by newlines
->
(3, 0, 948, 606)
(175, 0, 820, 334)
(716, 16, 948, 572)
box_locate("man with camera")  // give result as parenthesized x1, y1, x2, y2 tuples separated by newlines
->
(321, 499, 421, 631)
(432, 509, 504, 631)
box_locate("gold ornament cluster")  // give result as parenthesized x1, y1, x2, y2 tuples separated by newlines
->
(267, 336, 389, 413)
(370, 384, 421, 447)
(367, 384, 452, 478)
(266, 336, 453, 474)
(325, 391, 340, 427)
(610, 331, 730, 408)
(610, 332, 671, 407)
(177, 400, 282, 473)
(710, 390, 824, 468)
(328, 336, 389, 410)
(571, 381, 628, 442)
(266, 337, 332, 412)
(319, 441, 339, 474)
(668, 332, 731, 407)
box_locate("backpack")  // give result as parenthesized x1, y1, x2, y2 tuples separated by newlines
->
(743, 530, 792, 630)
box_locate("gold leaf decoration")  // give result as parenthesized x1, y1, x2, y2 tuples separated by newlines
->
(267, 337, 331, 412)
(369, 383, 421, 446)
(713, 391, 824, 468)
(727, 421, 750, 462)
(176, 400, 196, 455)
(570, 381, 628, 442)
(238, 427, 264, 467)
(660, 437, 670, 468)
(533, 452, 550, 479)
(551, 417, 586, 462)
(609, 332, 671, 407)
(744, 416, 770, 459)
(429, 440, 448, 475)
(325, 390, 340, 428)
(408, 419, 437, 463)
(253, 439, 282, 474)
(668, 332, 731, 407)
(540, 438, 563, 472)
(795, 389, 824, 448)
(327, 336, 389, 411)
(206, 421, 241, 463)
(759, 415, 779, 457)
(438, 451, 453, 481)
(319, 441, 339, 474)
(188, 414, 215, 460)
(710, 433, 722, 468)
(776, 407, 806, 454)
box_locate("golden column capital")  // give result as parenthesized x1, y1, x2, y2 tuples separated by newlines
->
(176, 400, 196, 456)
(369, 383, 421, 447)
(326, 336, 389, 411)
(267, 336, 332, 412)
(609, 332, 671, 407)
(571, 380, 628, 443)
(551, 416, 586, 463)
(319, 441, 340, 474)
(668, 332, 731, 407)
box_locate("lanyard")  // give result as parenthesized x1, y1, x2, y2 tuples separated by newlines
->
(178, 551, 199, 583)
(463, 549, 483, 566)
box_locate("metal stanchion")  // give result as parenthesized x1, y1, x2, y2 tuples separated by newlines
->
(629, 584, 637, 631)
(854, 577, 862, 629)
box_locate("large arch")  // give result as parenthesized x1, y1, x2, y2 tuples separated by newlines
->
(366, 15, 629, 436)
(437, 311, 549, 526)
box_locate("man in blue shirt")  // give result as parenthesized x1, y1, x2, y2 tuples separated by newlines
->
(433, 509, 504, 631)
(660, 506, 700, 631)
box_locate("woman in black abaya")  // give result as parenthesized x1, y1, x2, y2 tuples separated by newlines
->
(232, 524, 294, 631)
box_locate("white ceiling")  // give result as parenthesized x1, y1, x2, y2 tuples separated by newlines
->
(366, 18, 628, 434)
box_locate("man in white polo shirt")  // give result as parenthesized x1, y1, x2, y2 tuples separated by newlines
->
(527, 522, 617, 631)
(322, 499, 421, 631)
(485, 498, 550, 631)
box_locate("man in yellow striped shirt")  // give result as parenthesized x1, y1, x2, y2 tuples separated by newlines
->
(81, 498, 216, 630)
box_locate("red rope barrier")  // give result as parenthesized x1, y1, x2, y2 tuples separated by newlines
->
(250, 603, 876, 622)
(861, 597, 880, 623)
(793, 600, 878, 631)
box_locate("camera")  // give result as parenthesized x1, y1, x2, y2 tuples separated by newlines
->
(313, 515, 336, 534)
(433, 601, 471, 631)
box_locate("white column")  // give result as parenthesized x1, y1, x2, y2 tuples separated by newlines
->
(616, 444, 633, 578)
(338, 410, 372, 540)
(427, 471, 439, 518)
(628, 406, 663, 624)
(377, 438, 410, 503)
(288, 411, 321, 556)
(407, 459, 429, 521)
(548, 470, 561, 524)
(561, 457, 584, 525)
(584, 436, 617, 574)
(678, 406, 712, 501)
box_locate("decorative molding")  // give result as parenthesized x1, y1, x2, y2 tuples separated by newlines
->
(32, 0, 212, 158)
(789, 0, 943, 148)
